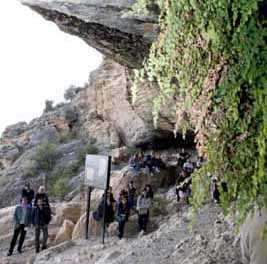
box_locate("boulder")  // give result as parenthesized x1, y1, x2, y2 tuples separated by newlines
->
(54, 202, 82, 226)
(54, 219, 75, 245)
(0, 144, 20, 168)
(240, 207, 267, 264)
(1, 122, 28, 140)
(0, 206, 15, 237)
(72, 212, 101, 239)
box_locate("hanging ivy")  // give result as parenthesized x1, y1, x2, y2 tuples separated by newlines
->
(131, 0, 267, 224)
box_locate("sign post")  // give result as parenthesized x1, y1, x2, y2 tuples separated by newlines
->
(84, 155, 111, 243)
(101, 156, 111, 244)
(85, 186, 92, 240)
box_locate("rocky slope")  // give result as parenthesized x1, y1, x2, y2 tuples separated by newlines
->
(0, 201, 242, 264)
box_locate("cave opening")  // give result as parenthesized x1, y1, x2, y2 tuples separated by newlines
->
(137, 130, 196, 151)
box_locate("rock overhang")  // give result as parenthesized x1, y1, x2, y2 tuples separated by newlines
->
(20, 0, 159, 68)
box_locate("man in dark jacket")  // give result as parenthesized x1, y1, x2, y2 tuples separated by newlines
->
(32, 198, 51, 253)
(21, 182, 35, 206)
(7, 196, 32, 256)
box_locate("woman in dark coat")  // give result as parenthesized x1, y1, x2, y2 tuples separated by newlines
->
(34, 186, 50, 207)
(115, 193, 129, 239)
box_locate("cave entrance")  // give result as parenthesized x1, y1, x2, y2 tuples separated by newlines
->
(137, 130, 196, 151)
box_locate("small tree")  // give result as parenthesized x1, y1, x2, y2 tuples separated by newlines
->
(44, 100, 54, 113)
(35, 140, 57, 172)
(64, 85, 82, 101)
(35, 140, 57, 189)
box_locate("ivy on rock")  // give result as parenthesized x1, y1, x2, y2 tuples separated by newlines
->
(131, 0, 267, 224)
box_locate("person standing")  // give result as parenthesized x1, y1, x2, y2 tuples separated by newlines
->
(137, 189, 152, 235)
(7, 197, 32, 256)
(32, 198, 51, 253)
(115, 193, 129, 239)
(144, 184, 154, 200)
(21, 182, 35, 206)
(127, 181, 137, 210)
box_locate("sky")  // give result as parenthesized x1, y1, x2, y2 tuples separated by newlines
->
(0, 0, 102, 136)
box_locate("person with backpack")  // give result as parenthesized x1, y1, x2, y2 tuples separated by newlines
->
(32, 198, 51, 253)
(21, 182, 35, 206)
(7, 196, 32, 256)
(137, 188, 152, 235)
(176, 170, 192, 203)
(115, 193, 129, 239)
(92, 190, 115, 227)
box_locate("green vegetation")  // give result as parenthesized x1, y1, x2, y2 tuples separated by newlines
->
(46, 138, 98, 198)
(44, 100, 54, 113)
(150, 195, 169, 217)
(132, 0, 266, 224)
(125, 146, 139, 156)
(35, 140, 57, 172)
(48, 165, 77, 198)
(77, 139, 99, 167)
(64, 85, 83, 101)
(58, 130, 77, 143)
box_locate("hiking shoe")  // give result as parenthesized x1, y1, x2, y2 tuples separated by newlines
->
(7, 251, 12, 257)
(17, 249, 22, 254)
(41, 246, 47, 251)
(138, 230, 144, 237)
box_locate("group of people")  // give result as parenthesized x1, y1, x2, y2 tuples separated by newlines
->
(93, 182, 154, 239)
(7, 182, 51, 256)
(129, 153, 166, 176)
(175, 149, 227, 205)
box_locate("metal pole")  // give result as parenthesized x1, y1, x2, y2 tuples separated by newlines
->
(101, 156, 112, 244)
(85, 186, 92, 240)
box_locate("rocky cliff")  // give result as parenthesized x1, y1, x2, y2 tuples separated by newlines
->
(0, 55, 184, 208)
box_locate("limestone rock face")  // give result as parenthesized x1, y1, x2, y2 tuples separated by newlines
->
(54, 220, 75, 245)
(84, 59, 154, 147)
(0, 103, 84, 208)
(81, 58, 176, 148)
(0, 206, 15, 238)
(0, 144, 20, 169)
(21, 0, 159, 68)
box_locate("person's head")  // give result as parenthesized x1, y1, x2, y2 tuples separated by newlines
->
(142, 188, 148, 197)
(25, 181, 30, 189)
(21, 196, 28, 206)
(145, 184, 151, 192)
(38, 186, 45, 194)
(37, 198, 44, 208)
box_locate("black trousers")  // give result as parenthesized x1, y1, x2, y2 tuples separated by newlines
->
(8, 224, 26, 253)
(35, 225, 48, 252)
(118, 220, 126, 239)
(138, 213, 149, 232)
